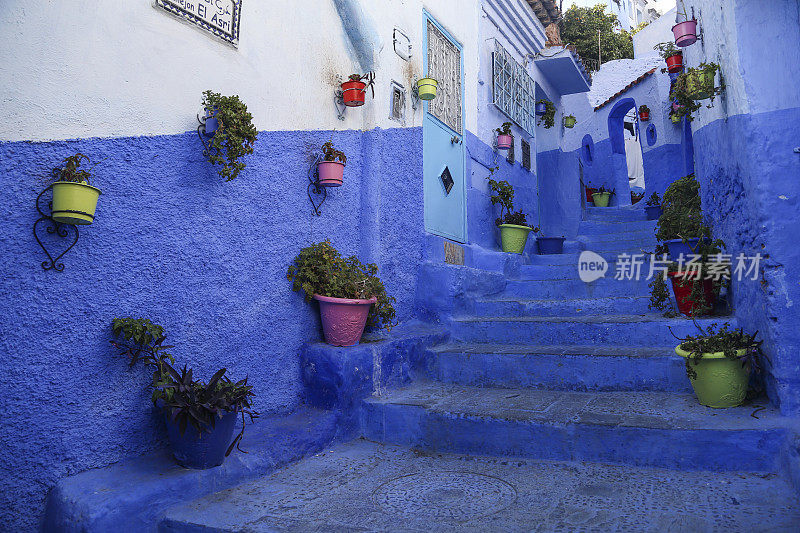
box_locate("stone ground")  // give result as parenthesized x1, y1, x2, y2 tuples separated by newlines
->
(161, 440, 800, 532)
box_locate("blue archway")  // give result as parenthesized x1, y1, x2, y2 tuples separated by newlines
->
(606, 97, 644, 206)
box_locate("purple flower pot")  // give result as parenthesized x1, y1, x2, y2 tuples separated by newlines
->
(314, 294, 376, 346)
(164, 408, 238, 469)
(317, 161, 345, 187)
(535, 102, 547, 116)
(497, 134, 513, 150)
(672, 20, 698, 47)
(537, 237, 565, 255)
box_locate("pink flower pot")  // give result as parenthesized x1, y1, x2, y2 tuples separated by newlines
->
(314, 294, 376, 346)
(672, 102, 684, 112)
(672, 20, 698, 47)
(317, 161, 344, 187)
(497, 134, 513, 150)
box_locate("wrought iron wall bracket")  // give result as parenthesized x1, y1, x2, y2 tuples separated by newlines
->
(307, 154, 328, 216)
(411, 84, 421, 111)
(196, 113, 223, 159)
(33, 185, 79, 272)
(334, 91, 347, 121)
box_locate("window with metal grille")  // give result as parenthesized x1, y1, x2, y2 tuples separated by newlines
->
(521, 139, 531, 171)
(492, 40, 536, 136)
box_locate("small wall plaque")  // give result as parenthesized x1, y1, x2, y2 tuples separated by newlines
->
(155, 0, 241, 47)
(444, 241, 464, 265)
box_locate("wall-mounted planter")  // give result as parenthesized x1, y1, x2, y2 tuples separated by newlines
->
(535, 102, 548, 116)
(686, 70, 715, 100)
(563, 116, 576, 129)
(164, 408, 238, 469)
(496, 134, 513, 150)
(672, 20, 698, 47)
(317, 160, 345, 187)
(665, 53, 684, 73)
(671, 114, 682, 124)
(639, 110, 650, 121)
(645, 205, 662, 220)
(499, 224, 532, 254)
(592, 192, 611, 207)
(675, 345, 749, 408)
(669, 272, 716, 317)
(416, 78, 438, 100)
(341, 79, 367, 107)
(537, 237, 565, 255)
(314, 294, 376, 346)
(51, 181, 101, 225)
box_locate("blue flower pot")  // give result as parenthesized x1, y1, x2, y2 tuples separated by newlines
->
(204, 107, 219, 134)
(645, 206, 662, 220)
(164, 408, 238, 469)
(664, 238, 708, 260)
(537, 237, 565, 255)
(535, 102, 547, 116)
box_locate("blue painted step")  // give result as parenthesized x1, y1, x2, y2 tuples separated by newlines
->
(585, 207, 647, 222)
(473, 295, 653, 317)
(502, 278, 652, 298)
(449, 316, 734, 345)
(361, 382, 789, 471)
(578, 219, 657, 235)
(580, 230, 655, 244)
(426, 343, 690, 392)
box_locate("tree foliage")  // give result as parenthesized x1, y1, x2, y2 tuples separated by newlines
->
(560, 5, 634, 65)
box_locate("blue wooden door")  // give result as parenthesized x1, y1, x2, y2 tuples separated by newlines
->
(423, 14, 466, 242)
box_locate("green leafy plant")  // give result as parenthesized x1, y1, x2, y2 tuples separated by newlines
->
(110, 317, 258, 455)
(560, 5, 633, 65)
(648, 274, 678, 317)
(346, 73, 375, 98)
(202, 90, 258, 181)
(646, 192, 661, 207)
(631, 190, 645, 204)
(670, 63, 724, 121)
(52, 153, 99, 184)
(653, 41, 681, 59)
(321, 140, 347, 164)
(495, 122, 513, 136)
(595, 185, 615, 196)
(673, 323, 762, 380)
(639, 104, 650, 115)
(536, 99, 556, 129)
(287, 241, 397, 332)
(486, 166, 535, 229)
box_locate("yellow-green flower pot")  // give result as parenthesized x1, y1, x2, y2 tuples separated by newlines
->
(671, 114, 681, 124)
(564, 116, 576, 128)
(417, 78, 438, 101)
(499, 224, 532, 254)
(592, 192, 611, 207)
(686, 70, 714, 100)
(675, 345, 749, 408)
(51, 181, 101, 225)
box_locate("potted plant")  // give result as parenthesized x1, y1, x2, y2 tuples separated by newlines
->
(563, 115, 577, 128)
(536, 99, 556, 128)
(50, 153, 102, 225)
(674, 323, 761, 408)
(287, 240, 397, 346)
(318, 140, 347, 187)
(672, 12, 698, 47)
(670, 63, 724, 121)
(655, 175, 723, 260)
(341, 73, 374, 107)
(592, 186, 615, 207)
(110, 317, 258, 469)
(495, 122, 513, 150)
(201, 90, 258, 181)
(638, 104, 650, 121)
(537, 234, 566, 255)
(486, 168, 537, 254)
(654, 42, 683, 73)
(644, 192, 662, 220)
(416, 77, 438, 101)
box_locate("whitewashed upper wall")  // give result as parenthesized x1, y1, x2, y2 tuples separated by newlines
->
(633, 7, 676, 58)
(0, 0, 479, 141)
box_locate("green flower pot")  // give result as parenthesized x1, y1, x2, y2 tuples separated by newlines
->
(592, 192, 611, 207)
(417, 78, 438, 101)
(51, 181, 101, 225)
(499, 224, 532, 254)
(671, 114, 681, 124)
(675, 345, 749, 408)
(564, 116, 576, 128)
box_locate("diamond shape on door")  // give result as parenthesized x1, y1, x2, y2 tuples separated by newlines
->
(440, 167, 454, 195)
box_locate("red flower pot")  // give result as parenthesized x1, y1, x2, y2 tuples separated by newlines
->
(665, 53, 683, 73)
(639, 111, 650, 121)
(669, 272, 716, 317)
(341, 80, 367, 107)
(314, 294, 376, 346)
(317, 160, 344, 187)
(672, 20, 698, 47)
(585, 187, 597, 203)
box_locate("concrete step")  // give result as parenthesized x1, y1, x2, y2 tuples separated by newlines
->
(361, 382, 788, 471)
(579, 219, 658, 235)
(580, 231, 656, 244)
(472, 295, 653, 316)
(426, 343, 690, 392)
(449, 315, 733, 345)
(585, 207, 648, 222)
(158, 440, 800, 532)
(502, 277, 653, 298)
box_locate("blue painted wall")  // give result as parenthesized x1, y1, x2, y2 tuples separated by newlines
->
(0, 126, 423, 531)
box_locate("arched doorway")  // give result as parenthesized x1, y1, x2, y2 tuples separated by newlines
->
(607, 97, 646, 206)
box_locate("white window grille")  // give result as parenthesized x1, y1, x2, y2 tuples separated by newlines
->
(491, 40, 536, 136)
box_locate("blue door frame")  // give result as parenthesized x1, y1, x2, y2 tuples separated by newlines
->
(422, 10, 466, 243)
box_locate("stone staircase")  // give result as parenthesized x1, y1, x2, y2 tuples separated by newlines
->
(57, 207, 800, 531)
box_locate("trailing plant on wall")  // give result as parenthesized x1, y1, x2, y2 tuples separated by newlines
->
(286, 240, 397, 331)
(110, 317, 258, 454)
(653, 41, 681, 59)
(536, 99, 556, 129)
(202, 90, 258, 181)
(670, 63, 724, 121)
(321, 140, 347, 163)
(495, 122, 513, 136)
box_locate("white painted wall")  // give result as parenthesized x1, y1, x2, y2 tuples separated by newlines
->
(0, 0, 479, 141)
(633, 7, 677, 57)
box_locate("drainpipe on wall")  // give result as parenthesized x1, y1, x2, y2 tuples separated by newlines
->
(332, 0, 382, 73)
